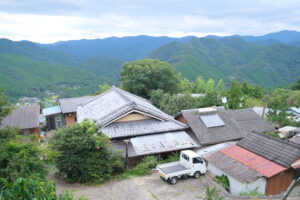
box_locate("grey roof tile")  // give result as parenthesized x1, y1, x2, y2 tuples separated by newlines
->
(180, 108, 246, 145)
(102, 119, 186, 138)
(58, 96, 95, 114)
(0, 104, 40, 130)
(237, 132, 300, 168)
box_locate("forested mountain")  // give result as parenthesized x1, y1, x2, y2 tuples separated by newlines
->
(1, 30, 300, 100)
(150, 37, 300, 87)
(43, 35, 192, 61)
(0, 54, 105, 99)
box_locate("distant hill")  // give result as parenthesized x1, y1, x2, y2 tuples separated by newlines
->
(1, 31, 300, 100)
(150, 37, 300, 87)
(0, 38, 79, 66)
(207, 30, 300, 47)
(0, 54, 106, 99)
(42, 35, 192, 61)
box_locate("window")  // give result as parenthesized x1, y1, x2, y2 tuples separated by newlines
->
(200, 113, 225, 128)
(193, 157, 203, 164)
(182, 154, 189, 161)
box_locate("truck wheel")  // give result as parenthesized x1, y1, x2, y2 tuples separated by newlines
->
(193, 171, 201, 179)
(169, 177, 178, 185)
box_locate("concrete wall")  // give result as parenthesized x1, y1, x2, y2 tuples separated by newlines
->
(116, 113, 150, 122)
(208, 163, 267, 195)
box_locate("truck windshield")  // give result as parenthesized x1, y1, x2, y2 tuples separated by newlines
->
(193, 157, 203, 164)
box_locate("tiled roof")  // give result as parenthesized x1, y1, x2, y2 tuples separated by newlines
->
(102, 119, 186, 138)
(220, 145, 287, 178)
(237, 132, 300, 168)
(0, 104, 40, 130)
(228, 108, 275, 134)
(206, 151, 263, 182)
(77, 86, 186, 127)
(58, 96, 95, 114)
(179, 108, 245, 145)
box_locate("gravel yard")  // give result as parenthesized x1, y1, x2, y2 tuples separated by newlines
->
(50, 172, 300, 200)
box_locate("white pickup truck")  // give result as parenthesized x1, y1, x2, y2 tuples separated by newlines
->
(157, 150, 207, 184)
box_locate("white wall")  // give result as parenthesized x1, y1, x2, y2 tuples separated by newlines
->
(208, 163, 267, 195)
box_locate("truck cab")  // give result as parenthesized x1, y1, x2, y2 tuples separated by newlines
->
(157, 150, 207, 184)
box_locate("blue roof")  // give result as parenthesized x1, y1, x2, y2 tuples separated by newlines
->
(42, 106, 61, 116)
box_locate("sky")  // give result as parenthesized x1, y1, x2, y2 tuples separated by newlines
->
(0, 0, 300, 43)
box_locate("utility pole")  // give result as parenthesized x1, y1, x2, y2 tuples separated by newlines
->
(124, 139, 130, 170)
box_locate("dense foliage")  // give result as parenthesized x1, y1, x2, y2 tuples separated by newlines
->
(150, 89, 223, 115)
(0, 178, 80, 200)
(0, 137, 53, 182)
(50, 120, 124, 184)
(267, 88, 300, 126)
(150, 37, 300, 88)
(121, 59, 181, 98)
(0, 54, 109, 100)
(0, 91, 12, 122)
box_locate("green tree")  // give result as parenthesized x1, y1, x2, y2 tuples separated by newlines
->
(194, 77, 207, 93)
(0, 91, 12, 123)
(178, 78, 193, 93)
(121, 59, 181, 98)
(198, 92, 223, 108)
(50, 120, 124, 184)
(94, 83, 111, 95)
(226, 81, 245, 109)
(215, 79, 225, 93)
(292, 77, 300, 90)
(160, 94, 196, 115)
(205, 79, 215, 94)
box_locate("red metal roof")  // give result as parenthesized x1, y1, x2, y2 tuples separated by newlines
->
(220, 145, 287, 178)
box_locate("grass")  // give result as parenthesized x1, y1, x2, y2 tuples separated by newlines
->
(239, 188, 262, 197)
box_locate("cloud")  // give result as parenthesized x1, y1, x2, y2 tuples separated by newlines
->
(0, 0, 299, 43)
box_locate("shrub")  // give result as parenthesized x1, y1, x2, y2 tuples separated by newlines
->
(239, 188, 261, 197)
(0, 141, 54, 181)
(0, 178, 82, 200)
(50, 120, 124, 184)
(204, 184, 223, 200)
(0, 127, 20, 144)
(213, 175, 230, 191)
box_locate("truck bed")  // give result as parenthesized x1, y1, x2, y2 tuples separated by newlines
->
(159, 163, 188, 175)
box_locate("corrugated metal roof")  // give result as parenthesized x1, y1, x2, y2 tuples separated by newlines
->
(58, 96, 95, 114)
(220, 145, 287, 178)
(0, 104, 40, 130)
(206, 151, 263, 182)
(131, 131, 197, 156)
(42, 106, 61, 116)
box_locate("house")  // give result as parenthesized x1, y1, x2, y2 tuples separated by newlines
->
(0, 104, 41, 135)
(252, 106, 270, 119)
(175, 107, 274, 148)
(58, 96, 94, 125)
(42, 106, 63, 130)
(77, 87, 197, 166)
(206, 132, 300, 195)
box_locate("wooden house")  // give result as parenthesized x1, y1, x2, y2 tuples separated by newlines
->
(77, 86, 197, 166)
(206, 132, 300, 195)
(0, 104, 41, 135)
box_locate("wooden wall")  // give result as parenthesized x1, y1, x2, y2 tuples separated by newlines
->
(116, 113, 150, 122)
(176, 115, 188, 124)
(265, 169, 294, 195)
(64, 113, 76, 125)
